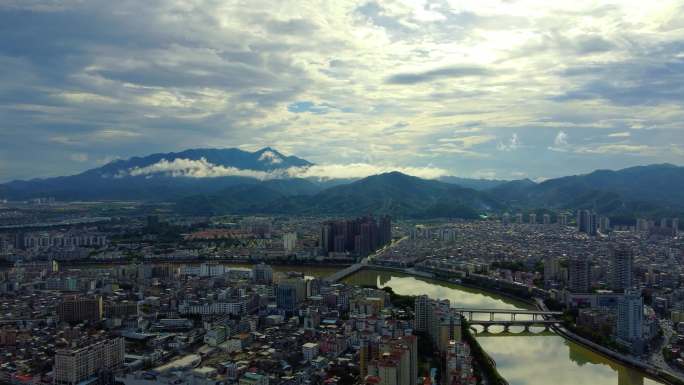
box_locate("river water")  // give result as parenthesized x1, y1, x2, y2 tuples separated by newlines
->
(344, 269, 663, 385)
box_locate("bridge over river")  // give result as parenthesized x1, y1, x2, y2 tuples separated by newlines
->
(455, 308, 562, 333)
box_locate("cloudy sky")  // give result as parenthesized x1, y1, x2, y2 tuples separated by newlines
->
(1, 0, 683, 182)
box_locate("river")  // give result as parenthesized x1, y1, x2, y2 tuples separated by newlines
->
(344, 269, 663, 385)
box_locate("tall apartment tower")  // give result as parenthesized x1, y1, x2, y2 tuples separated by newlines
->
(413, 295, 430, 332)
(543, 256, 561, 284)
(529, 213, 537, 225)
(568, 256, 591, 293)
(577, 210, 598, 235)
(610, 244, 633, 292)
(617, 289, 643, 344)
(283, 232, 297, 252)
(543, 214, 551, 225)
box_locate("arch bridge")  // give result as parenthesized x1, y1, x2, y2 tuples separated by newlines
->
(454, 308, 562, 333)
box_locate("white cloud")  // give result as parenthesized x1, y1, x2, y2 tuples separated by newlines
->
(607, 131, 631, 138)
(554, 131, 569, 146)
(497, 133, 520, 151)
(258, 150, 283, 164)
(289, 163, 451, 180)
(120, 158, 452, 180)
(125, 158, 273, 179)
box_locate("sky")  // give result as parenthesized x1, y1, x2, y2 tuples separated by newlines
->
(1, 0, 683, 183)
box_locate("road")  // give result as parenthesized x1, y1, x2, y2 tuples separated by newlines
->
(649, 319, 684, 378)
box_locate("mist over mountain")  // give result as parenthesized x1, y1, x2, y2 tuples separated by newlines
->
(0, 147, 682, 220)
(0, 147, 313, 201)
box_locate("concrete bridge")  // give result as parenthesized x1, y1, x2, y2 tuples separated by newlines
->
(455, 308, 562, 333)
(325, 262, 365, 283)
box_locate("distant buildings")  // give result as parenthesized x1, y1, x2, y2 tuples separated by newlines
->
(320, 216, 391, 257)
(283, 232, 297, 253)
(577, 210, 597, 236)
(598, 216, 611, 233)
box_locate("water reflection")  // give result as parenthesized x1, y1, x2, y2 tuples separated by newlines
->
(344, 270, 663, 385)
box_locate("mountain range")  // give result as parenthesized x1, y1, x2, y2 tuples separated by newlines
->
(1, 147, 682, 220)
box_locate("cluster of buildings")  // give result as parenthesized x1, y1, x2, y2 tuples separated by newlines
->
(0, 229, 108, 262)
(319, 216, 392, 258)
(0, 255, 487, 385)
(367, 216, 682, 356)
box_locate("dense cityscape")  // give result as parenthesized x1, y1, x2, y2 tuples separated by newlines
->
(0, 198, 682, 385)
(2, 1, 684, 384)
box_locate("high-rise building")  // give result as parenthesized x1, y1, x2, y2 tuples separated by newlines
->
(54, 337, 124, 385)
(636, 218, 650, 232)
(320, 216, 391, 257)
(57, 295, 103, 323)
(276, 278, 306, 311)
(610, 244, 633, 292)
(543, 256, 561, 284)
(559, 213, 568, 226)
(543, 214, 551, 225)
(515, 213, 523, 224)
(577, 210, 598, 235)
(276, 284, 297, 312)
(252, 263, 273, 284)
(598, 216, 611, 233)
(617, 289, 643, 344)
(283, 232, 297, 252)
(379, 215, 392, 246)
(414, 295, 430, 332)
(568, 256, 591, 293)
(529, 213, 537, 225)
(673, 218, 680, 237)
(414, 296, 461, 353)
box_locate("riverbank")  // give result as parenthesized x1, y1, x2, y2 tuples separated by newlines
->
(355, 264, 682, 385)
(462, 319, 509, 385)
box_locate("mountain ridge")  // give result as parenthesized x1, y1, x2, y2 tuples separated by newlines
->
(0, 147, 683, 220)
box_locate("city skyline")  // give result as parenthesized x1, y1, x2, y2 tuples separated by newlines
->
(1, 1, 684, 182)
